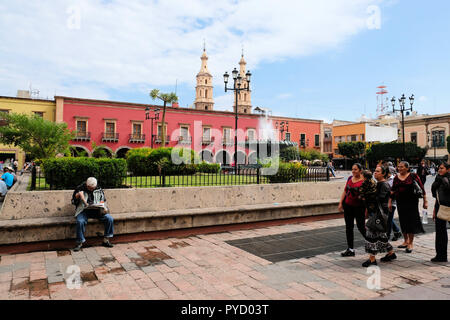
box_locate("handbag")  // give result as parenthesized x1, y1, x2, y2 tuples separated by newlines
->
(437, 193, 450, 222)
(412, 173, 423, 198)
(366, 201, 388, 232)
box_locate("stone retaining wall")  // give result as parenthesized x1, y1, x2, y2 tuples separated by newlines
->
(1, 182, 344, 220)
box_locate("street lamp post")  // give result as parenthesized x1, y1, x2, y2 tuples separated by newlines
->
(433, 135, 437, 163)
(391, 94, 414, 160)
(145, 107, 160, 149)
(275, 121, 289, 141)
(223, 68, 252, 167)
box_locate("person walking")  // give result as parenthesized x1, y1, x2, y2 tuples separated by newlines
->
(417, 159, 429, 186)
(384, 165, 402, 241)
(338, 163, 366, 257)
(431, 162, 450, 263)
(389, 161, 427, 253)
(362, 166, 396, 267)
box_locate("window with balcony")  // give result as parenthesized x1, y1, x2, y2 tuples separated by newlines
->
(129, 122, 144, 143)
(410, 132, 417, 144)
(432, 130, 446, 147)
(74, 120, 90, 141)
(156, 124, 169, 144)
(247, 129, 256, 141)
(178, 126, 191, 144)
(300, 133, 306, 147)
(223, 127, 232, 145)
(0, 109, 9, 126)
(202, 127, 212, 144)
(285, 132, 291, 141)
(105, 122, 115, 138)
(102, 121, 118, 142)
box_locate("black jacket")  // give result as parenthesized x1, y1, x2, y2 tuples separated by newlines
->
(432, 173, 450, 208)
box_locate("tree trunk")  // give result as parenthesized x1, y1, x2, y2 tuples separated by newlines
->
(161, 101, 167, 146)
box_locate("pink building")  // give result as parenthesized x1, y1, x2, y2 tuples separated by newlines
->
(53, 50, 323, 165)
(55, 96, 263, 164)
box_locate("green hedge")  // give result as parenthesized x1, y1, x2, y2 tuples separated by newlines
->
(41, 157, 127, 190)
(197, 161, 220, 173)
(126, 147, 200, 175)
(264, 162, 307, 183)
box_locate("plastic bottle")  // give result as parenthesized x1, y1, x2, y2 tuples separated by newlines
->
(422, 209, 428, 224)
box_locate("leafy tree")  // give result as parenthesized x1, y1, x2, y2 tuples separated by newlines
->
(366, 142, 427, 164)
(91, 142, 112, 158)
(280, 146, 300, 161)
(150, 89, 178, 146)
(337, 142, 366, 160)
(0, 112, 74, 160)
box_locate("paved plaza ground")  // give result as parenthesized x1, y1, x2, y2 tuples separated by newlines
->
(0, 173, 448, 300)
(0, 213, 449, 300)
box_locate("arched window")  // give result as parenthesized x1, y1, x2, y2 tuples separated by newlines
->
(205, 89, 208, 98)
(205, 79, 207, 84)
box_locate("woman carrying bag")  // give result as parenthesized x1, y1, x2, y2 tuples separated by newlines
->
(338, 163, 366, 257)
(362, 166, 396, 267)
(431, 162, 450, 263)
(389, 161, 427, 253)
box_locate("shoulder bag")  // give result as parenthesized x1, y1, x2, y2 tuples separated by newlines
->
(366, 201, 388, 232)
(437, 193, 450, 222)
(411, 173, 423, 198)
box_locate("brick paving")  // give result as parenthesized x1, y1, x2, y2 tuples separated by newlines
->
(0, 214, 449, 300)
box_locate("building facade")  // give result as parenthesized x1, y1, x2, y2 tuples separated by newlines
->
(402, 113, 450, 162)
(332, 122, 398, 158)
(0, 95, 56, 169)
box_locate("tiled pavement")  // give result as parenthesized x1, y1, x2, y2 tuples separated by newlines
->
(0, 215, 449, 300)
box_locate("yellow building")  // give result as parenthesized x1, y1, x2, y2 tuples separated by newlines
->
(0, 95, 56, 169)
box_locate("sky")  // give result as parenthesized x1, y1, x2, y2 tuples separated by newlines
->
(0, 0, 449, 122)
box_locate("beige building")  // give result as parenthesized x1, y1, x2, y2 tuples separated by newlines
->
(402, 113, 450, 162)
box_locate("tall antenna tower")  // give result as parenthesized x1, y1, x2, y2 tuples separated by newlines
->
(376, 85, 388, 116)
(29, 82, 40, 99)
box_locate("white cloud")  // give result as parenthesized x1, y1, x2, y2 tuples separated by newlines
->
(276, 93, 294, 100)
(0, 0, 381, 100)
(213, 94, 234, 112)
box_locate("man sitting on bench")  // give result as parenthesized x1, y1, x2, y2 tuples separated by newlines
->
(72, 177, 114, 251)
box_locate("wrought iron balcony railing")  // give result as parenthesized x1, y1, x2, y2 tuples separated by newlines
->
(102, 132, 119, 142)
(129, 133, 145, 143)
(73, 131, 91, 141)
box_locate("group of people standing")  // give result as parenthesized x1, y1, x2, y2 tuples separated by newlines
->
(339, 160, 450, 267)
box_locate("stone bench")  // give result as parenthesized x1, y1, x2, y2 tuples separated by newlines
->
(0, 182, 344, 245)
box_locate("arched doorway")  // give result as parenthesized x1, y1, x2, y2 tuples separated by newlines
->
(116, 147, 131, 159)
(215, 150, 231, 165)
(92, 146, 113, 158)
(248, 152, 257, 165)
(199, 150, 214, 163)
(70, 145, 90, 157)
(234, 151, 247, 165)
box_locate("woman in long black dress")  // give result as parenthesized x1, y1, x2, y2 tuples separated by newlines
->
(362, 166, 396, 267)
(389, 161, 428, 253)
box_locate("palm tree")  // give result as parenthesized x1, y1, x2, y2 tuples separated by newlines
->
(149, 89, 178, 147)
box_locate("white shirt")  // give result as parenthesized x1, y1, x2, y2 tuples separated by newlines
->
(387, 175, 396, 206)
(0, 180, 7, 197)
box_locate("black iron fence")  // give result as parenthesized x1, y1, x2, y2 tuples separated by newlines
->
(30, 165, 330, 191)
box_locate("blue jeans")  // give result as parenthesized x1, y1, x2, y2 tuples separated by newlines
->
(76, 209, 114, 244)
(386, 206, 401, 238)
